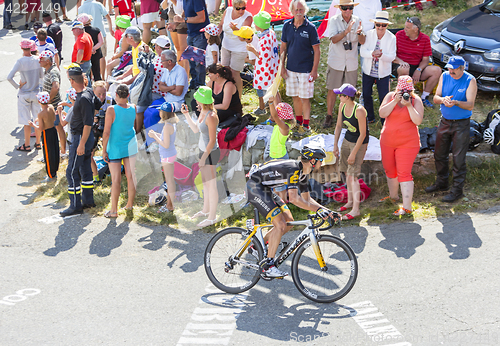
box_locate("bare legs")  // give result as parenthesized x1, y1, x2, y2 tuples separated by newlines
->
(342, 174, 361, 218)
(107, 156, 137, 215)
(161, 162, 175, 211)
(231, 68, 243, 100)
(196, 165, 218, 226)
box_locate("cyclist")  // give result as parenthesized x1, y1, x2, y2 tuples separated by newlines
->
(246, 145, 337, 278)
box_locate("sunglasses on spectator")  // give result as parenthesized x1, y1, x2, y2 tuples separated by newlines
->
(234, 6, 246, 10)
(406, 17, 414, 24)
(340, 5, 354, 11)
(375, 23, 388, 27)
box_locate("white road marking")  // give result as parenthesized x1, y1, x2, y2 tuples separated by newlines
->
(0, 288, 41, 306)
(348, 301, 411, 345)
(38, 214, 79, 224)
(177, 284, 247, 346)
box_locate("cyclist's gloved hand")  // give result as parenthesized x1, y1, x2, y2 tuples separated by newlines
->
(316, 207, 332, 220)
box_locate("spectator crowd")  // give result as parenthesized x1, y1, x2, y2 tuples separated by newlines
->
(7, 0, 477, 223)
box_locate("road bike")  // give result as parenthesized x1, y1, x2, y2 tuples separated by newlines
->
(204, 208, 358, 303)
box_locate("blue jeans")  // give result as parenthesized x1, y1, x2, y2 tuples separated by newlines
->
(362, 73, 390, 122)
(80, 60, 92, 81)
(187, 33, 208, 89)
(3, 0, 12, 26)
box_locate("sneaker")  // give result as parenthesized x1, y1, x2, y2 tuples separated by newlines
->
(264, 265, 288, 278)
(254, 108, 267, 116)
(37, 157, 45, 163)
(60, 152, 69, 159)
(145, 142, 159, 153)
(422, 98, 434, 108)
(42, 175, 56, 183)
(260, 119, 274, 125)
(293, 125, 311, 138)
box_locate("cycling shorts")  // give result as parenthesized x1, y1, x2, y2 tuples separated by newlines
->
(246, 178, 289, 223)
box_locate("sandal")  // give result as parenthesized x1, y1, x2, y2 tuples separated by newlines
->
(104, 210, 118, 218)
(16, 144, 31, 152)
(63, 16, 71, 21)
(378, 196, 399, 203)
(393, 208, 412, 216)
(342, 213, 358, 221)
(197, 218, 217, 227)
(191, 211, 208, 219)
(157, 205, 174, 213)
(338, 206, 350, 212)
(34, 143, 41, 150)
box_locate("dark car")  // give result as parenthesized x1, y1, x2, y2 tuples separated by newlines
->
(430, 0, 500, 92)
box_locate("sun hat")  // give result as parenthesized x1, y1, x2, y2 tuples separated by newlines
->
(77, 13, 90, 24)
(39, 50, 54, 60)
(193, 86, 214, 105)
(37, 91, 50, 104)
(67, 88, 77, 100)
(115, 15, 131, 29)
(253, 11, 271, 30)
(397, 75, 414, 91)
(30, 43, 37, 52)
(63, 62, 81, 70)
(333, 83, 357, 97)
(233, 26, 254, 39)
(20, 39, 34, 50)
(275, 103, 294, 120)
(445, 56, 466, 69)
(152, 35, 171, 48)
(200, 23, 221, 36)
(160, 102, 175, 112)
(71, 21, 84, 30)
(334, 0, 359, 8)
(370, 11, 392, 25)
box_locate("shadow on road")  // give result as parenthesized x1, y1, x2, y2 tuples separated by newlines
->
(89, 219, 130, 257)
(436, 213, 481, 259)
(378, 222, 425, 259)
(43, 213, 92, 256)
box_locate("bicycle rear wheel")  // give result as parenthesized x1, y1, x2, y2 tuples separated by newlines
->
(291, 235, 358, 303)
(204, 227, 264, 294)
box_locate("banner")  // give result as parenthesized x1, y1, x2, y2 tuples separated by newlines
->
(228, 0, 293, 22)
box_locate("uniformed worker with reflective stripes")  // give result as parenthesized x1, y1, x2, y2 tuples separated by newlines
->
(60, 66, 96, 216)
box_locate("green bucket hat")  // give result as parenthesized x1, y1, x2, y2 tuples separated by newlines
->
(116, 15, 131, 29)
(193, 86, 214, 105)
(253, 11, 271, 30)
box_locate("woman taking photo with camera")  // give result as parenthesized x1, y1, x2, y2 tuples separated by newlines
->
(378, 75, 424, 216)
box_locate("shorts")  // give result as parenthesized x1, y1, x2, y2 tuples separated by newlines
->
(246, 178, 290, 223)
(54, 110, 60, 126)
(339, 140, 368, 176)
(161, 154, 176, 163)
(392, 63, 419, 77)
(285, 70, 314, 99)
(142, 11, 161, 24)
(256, 88, 266, 98)
(326, 67, 357, 90)
(199, 148, 220, 165)
(173, 24, 188, 35)
(17, 92, 40, 126)
(108, 158, 124, 163)
(220, 47, 247, 72)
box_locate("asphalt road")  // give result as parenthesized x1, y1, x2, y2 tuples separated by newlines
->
(1, 7, 499, 346)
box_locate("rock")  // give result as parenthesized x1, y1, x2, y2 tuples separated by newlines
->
(466, 153, 482, 168)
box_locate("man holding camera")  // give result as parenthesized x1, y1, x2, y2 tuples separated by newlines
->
(425, 56, 477, 203)
(324, 0, 365, 128)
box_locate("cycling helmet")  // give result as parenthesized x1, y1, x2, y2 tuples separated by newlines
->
(484, 127, 494, 145)
(300, 145, 327, 161)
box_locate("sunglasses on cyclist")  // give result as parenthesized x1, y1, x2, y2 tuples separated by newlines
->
(375, 23, 388, 28)
(340, 5, 354, 11)
(234, 6, 246, 10)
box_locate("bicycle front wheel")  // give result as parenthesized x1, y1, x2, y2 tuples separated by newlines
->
(291, 235, 358, 303)
(204, 227, 264, 294)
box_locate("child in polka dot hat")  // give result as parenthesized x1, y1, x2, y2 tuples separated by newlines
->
(31, 91, 60, 181)
(248, 11, 279, 117)
(268, 92, 296, 161)
(201, 23, 221, 67)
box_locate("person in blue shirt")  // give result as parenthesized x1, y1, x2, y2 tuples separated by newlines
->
(280, 0, 320, 134)
(173, 0, 210, 90)
(425, 56, 477, 202)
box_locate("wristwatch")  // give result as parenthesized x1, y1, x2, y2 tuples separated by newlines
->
(416, 67, 422, 72)
(184, 17, 188, 23)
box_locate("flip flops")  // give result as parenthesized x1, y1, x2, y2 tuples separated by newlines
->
(16, 144, 31, 152)
(393, 208, 412, 216)
(104, 211, 118, 218)
(338, 206, 349, 212)
(197, 219, 217, 227)
(378, 196, 399, 203)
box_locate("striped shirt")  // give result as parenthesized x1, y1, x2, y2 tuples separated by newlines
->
(395, 30, 432, 66)
(42, 64, 61, 107)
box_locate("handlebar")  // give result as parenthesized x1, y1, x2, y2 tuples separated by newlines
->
(307, 212, 342, 231)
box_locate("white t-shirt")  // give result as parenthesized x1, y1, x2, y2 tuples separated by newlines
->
(247, 36, 259, 61)
(205, 43, 219, 67)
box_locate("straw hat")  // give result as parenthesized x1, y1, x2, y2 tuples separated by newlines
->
(370, 11, 393, 25)
(334, 0, 359, 8)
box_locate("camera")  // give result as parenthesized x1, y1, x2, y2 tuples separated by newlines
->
(93, 108, 106, 136)
(343, 41, 352, 51)
(402, 92, 410, 101)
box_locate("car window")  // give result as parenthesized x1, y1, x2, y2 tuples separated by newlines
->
(485, 0, 500, 12)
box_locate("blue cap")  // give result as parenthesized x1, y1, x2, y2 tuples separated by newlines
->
(160, 102, 174, 112)
(445, 56, 466, 69)
(71, 21, 84, 29)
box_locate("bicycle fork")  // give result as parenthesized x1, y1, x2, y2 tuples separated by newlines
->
(309, 233, 327, 270)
